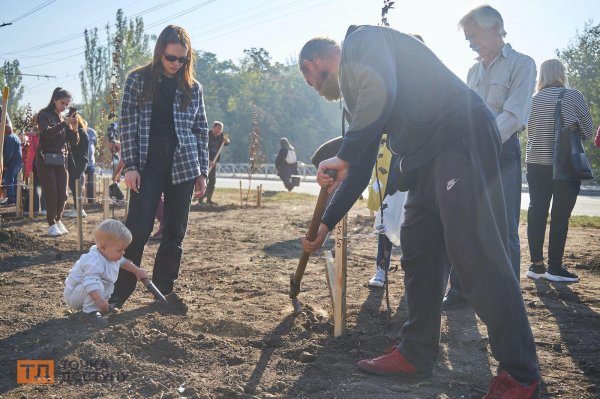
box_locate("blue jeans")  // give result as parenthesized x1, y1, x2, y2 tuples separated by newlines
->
(3, 161, 22, 202)
(447, 134, 522, 298)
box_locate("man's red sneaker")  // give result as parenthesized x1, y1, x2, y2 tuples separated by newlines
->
(483, 371, 538, 399)
(357, 347, 431, 378)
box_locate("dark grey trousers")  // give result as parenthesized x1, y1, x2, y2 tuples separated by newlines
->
(397, 120, 539, 383)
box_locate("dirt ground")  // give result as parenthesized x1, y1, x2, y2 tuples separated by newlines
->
(0, 189, 599, 399)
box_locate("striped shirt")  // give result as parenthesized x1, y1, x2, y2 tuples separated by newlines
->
(526, 87, 594, 165)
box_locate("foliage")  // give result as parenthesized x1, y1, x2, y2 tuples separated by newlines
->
(80, 28, 108, 131)
(0, 60, 25, 116)
(195, 48, 341, 165)
(556, 21, 600, 180)
(77, 9, 151, 168)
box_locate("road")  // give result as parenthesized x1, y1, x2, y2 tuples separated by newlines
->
(217, 176, 600, 216)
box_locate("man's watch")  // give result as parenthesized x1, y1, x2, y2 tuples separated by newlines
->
(201, 172, 208, 178)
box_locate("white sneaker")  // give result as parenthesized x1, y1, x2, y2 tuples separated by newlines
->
(368, 268, 386, 288)
(63, 209, 77, 218)
(56, 220, 68, 234)
(63, 208, 87, 218)
(48, 224, 62, 237)
(39, 210, 47, 216)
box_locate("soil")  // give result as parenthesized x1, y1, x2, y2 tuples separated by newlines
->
(0, 190, 599, 398)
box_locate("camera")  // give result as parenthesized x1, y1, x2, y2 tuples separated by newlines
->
(67, 107, 77, 117)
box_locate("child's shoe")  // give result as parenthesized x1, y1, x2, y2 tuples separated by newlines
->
(80, 311, 109, 327)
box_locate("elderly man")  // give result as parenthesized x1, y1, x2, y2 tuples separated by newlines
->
(444, 5, 537, 310)
(299, 24, 539, 398)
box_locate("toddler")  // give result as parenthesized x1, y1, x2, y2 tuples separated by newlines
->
(64, 219, 147, 326)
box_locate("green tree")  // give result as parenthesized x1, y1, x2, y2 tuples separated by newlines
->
(0, 60, 25, 116)
(556, 21, 600, 178)
(80, 27, 108, 130)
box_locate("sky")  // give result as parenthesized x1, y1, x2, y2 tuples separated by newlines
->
(1, 0, 599, 113)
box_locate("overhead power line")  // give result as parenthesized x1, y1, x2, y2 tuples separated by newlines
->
(4, 0, 56, 25)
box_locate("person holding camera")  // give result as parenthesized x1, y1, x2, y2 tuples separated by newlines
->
(36, 88, 79, 237)
(109, 25, 209, 313)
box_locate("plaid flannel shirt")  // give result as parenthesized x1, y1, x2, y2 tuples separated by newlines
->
(120, 70, 209, 184)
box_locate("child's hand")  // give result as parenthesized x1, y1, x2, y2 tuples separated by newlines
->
(135, 268, 149, 282)
(95, 298, 110, 314)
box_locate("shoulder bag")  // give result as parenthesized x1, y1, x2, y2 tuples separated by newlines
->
(41, 151, 65, 167)
(552, 89, 593, 180)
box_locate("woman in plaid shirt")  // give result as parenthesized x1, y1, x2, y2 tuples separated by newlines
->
(109, 25, 209, 313)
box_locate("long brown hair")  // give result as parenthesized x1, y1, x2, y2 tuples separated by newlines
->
(137, 25, 195, 110)
(41, 87, 72, 114)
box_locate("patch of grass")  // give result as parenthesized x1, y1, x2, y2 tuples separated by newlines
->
(520, 210, 600, 229)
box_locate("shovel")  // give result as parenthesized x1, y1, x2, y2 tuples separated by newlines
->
(141, 278, 170, 306)
(289, 169, 336, 314)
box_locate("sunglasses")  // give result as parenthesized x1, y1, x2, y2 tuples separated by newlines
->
(163, 53, 189, 64)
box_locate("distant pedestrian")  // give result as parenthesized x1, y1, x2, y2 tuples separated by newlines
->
(275, 137, 298, 191)
(525, 59, 594, 283)
(36, 87, 79, 237)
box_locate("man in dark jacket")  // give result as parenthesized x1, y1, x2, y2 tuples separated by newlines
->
(299, 25, 539, 398)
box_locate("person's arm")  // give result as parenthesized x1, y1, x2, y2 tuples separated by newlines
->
(120, 72, 142, 173)
(570, 90, 595, 141)
(37, 112, 69, 139)
(494, 56, 536, 143)
(191, 83, 209, 177)
(120, 258, 148, 281)
(319, 28, 395, 228)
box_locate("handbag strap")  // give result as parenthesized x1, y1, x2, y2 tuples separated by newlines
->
(553, 89, 567, 138)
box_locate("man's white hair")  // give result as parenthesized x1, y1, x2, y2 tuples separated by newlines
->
(459, 5, 507, 37)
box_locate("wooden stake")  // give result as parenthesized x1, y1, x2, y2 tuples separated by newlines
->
(15, 171, 22, 217)
(333, 214, 348, 337)
(259, 184, 262, 208)
(76, 179, 83, 251)
(28, 173, 34, 219)
(103, 177, 110, 220)
(0, 87, 9, 179)
(239, 180, 243, 207)
(125, 187, 130, 219)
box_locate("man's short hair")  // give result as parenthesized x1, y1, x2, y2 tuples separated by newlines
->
(298, 37, 338, 73)
(213, 121, 223, 129)
(459, 5, 507, 37)
(95, 219, 132, 245)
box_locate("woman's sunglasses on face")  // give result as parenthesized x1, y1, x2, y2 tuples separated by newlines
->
(164, 53, 189, 64)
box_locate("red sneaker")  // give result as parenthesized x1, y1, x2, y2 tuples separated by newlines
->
(483, 371, 538, 399)
(357, 347, 431, 378)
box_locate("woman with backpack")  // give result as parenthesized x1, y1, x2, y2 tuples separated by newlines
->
(275, 137, 298, 191)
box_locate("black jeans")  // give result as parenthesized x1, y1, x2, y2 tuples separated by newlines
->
(398, 120, 538, 383)
(110, 135, 195, 307)
(85, 166, 95, 204)
(526, 163, 580, 268)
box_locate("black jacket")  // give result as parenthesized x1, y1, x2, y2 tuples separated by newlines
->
(322, 25, 495, 229)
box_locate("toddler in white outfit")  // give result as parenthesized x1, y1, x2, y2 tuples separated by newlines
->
(64, 219, 147, 326)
